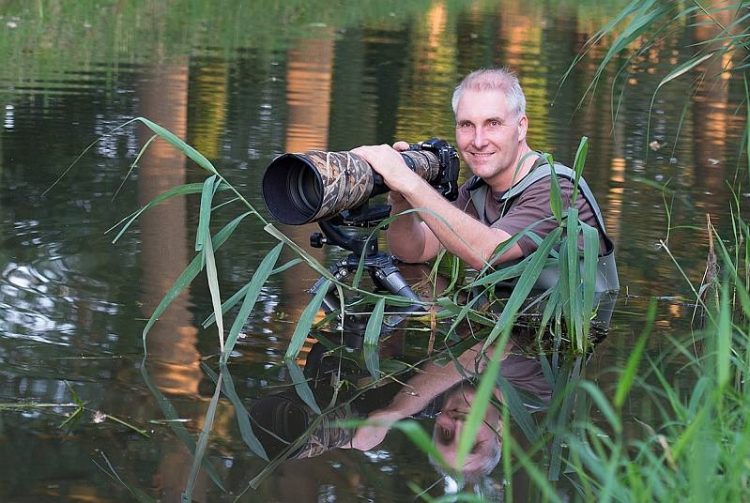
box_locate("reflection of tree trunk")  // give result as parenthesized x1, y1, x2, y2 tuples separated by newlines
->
(281, 34, 335, 363)
(285, 35, 334, 153)
(138, 62, 201, 393)
(188, 61, 229, 161)
(137, 61, 206, 502)
(691, 0, 734, 215)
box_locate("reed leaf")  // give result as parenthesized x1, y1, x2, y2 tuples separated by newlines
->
(183, 373, 223, 502)
(195, 175, 221, 254)
(483, 227, 562, 349)
(455, 334, 508, 468)
(202, 258, 303, 328)
(142, 212, 252, 353)
(222, 242, 283, 363)
(580, 222, 599, 336)
(204, 219, 225, 352)
(717, 279, 732, 388)
(363, 344, 381, 381)
(614, 299, 656, 408)
(571, 136, 588, 201)
(496, 373, 539, 443)
(286, 360, 321, 415)
(285, 279, 330, 362)
(134, 117, 217, 175)
(217, 364, 268, 460)
(391, 420, 448, 469)
(107, 182, 208, 243)
(139, 359, 225, 491)
(364, 297, 386, 347)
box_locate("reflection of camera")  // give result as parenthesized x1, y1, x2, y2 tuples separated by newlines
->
(262, 138, 460, 225)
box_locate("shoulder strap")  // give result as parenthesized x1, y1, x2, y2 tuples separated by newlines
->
(467, 158, 614, 253)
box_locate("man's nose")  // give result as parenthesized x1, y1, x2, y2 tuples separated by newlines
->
(472, 126, 488, 148)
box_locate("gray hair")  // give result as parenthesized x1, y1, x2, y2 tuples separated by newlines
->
(451, 68, 526, 118)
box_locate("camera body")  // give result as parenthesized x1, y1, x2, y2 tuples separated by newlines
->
(262, 138, 460, 225)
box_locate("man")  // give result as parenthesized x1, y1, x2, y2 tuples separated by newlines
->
(352, 68, 618, 292)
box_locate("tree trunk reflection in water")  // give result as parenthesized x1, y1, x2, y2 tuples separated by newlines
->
(136, 61, 207, 502)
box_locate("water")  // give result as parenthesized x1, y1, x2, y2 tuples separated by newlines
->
(1, 1, 747, 501)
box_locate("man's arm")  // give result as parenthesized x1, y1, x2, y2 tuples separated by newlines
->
(352, 144, 524, 270)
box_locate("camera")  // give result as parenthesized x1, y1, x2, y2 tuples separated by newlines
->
(262, 138, 460, 225)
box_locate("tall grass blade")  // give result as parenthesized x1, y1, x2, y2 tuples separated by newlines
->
(183, 374, 223, 502)
(614, 299, 656, 408)
(135, 117, 217, 175)
(363, 345, 381, 381)
(201, 258, 303, 328)
(484, 228, 562, 349)
(216, 364, 268, 460)
(546, 152, 563, 223)
(581, 222, 599, 339)
(548, 357, 583, 481)
(579, 381, 621, 434)
(509, 435, 563, 503)
(455, 333, 509, 468)
(195, 175, 221, 254)
(222, 243, 283, 363)
(139, 360, 225, 491)
(107, 182, 210, 243)
(286, 360, 321, 415)
(571, 136, 588, 200)
(364, 297, 386, 347)
(204, 230, 225, 352)
(717, 280, 732, 388)
(142, 212, 252, 353)
(285, 279, 330, 362)
(496, 373, 539, 443)
(391, 420, 448, 469)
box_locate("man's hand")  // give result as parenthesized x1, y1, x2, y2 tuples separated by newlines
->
(344, 411, 401, 451)
(351, 144, 417, 194)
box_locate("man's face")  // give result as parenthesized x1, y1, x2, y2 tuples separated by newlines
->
(433, 387, 501, 473)
(454, 89, 528, 188)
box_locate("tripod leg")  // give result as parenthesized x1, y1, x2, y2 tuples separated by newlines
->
(310, 261, 348, 314)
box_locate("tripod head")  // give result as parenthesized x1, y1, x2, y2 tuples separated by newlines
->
(309, 201, 391, 257)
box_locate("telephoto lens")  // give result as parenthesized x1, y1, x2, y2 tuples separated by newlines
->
(262, 149, 442, 225)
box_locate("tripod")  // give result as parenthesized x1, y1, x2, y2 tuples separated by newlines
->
(308, 204, 423, 321)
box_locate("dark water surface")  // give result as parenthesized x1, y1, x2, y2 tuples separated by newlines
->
(1, 1, 747, 501)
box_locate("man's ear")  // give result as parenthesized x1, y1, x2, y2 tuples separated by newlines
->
(517, 114, 528, 142)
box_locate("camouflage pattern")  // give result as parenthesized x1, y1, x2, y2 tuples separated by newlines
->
(264, 148, 441, 224)
(302, 150, 377, 223)
(399, 149, 441, 184)
(295, 149, 440, 222)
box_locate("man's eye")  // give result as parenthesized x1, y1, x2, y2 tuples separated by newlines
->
(488, 120, 501, 127)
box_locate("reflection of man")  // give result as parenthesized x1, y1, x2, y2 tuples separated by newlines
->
(346, 340, 551, 481)
(353, 68, 617, 291)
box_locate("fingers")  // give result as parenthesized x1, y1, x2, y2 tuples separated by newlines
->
(392, 140, 410, 151)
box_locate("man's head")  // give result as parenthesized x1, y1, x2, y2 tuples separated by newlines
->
(452, 68, 531, 191)
(451, 68, 526, 117)
(431, 384, 502, 481)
